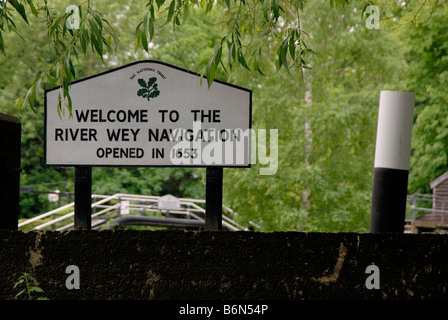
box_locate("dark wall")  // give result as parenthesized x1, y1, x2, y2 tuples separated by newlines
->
(1, 230, 447, 300)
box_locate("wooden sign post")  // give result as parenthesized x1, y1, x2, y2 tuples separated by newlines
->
(206, 167, 223, 231)
(74, 167, 92, 230)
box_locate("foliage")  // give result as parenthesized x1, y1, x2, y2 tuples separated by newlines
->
(1, 1, 117, 114)
(1, 0, 207, 218)
(1, 0, 441, 114)
(13, 272, 48, 300)
(402, 4, 448, 194)
(1, 0, 356, 114)
(221, 0, 412, 232)
(1, 0, 448, 231)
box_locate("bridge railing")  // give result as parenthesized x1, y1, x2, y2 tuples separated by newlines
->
(405, 193, 448, 233)
(18, 193, 252, 232)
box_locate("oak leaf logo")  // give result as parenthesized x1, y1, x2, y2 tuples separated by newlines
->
(137, 77, 160, 101)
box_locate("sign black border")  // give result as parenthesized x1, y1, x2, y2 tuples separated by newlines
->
(44, 60, 252, 168)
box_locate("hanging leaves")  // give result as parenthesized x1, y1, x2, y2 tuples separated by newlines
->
(0, 0, 38, 55)
(199, 0, 314, 86)
(12, 1, 118, 114)
(5, 0, 352, 113)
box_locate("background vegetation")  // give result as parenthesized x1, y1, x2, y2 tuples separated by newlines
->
(1, 0, 447, 231)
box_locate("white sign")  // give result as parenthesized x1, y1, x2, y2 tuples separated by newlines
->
(158, 194, 181, 211)
(48, 190, 60, 203)
(45, 60, 252, 167)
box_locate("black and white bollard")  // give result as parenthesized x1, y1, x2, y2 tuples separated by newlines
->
(370, 91, 415, 233)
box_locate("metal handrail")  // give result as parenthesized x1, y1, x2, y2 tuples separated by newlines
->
(18, 201, 75, 227)
(57, 205, 120, 231)
(18, 193, 250, 231)
(406, 193, 448, 232)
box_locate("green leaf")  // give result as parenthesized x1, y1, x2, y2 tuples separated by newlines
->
(13, 279, 24, 289)
(64, 53, 72, 82)
(91, 11, 103, 30)
(148, 17, 155, 40)
(93, 35, 104, 56)
(134, 31, 142, 50)
(276, 43, 290, 74)
(134, 20, 143, 37)
(57, 95, 63, 118)
(141, 31, 149, 52)
(275, 49, 282, 71)
(0, 31, 4, 55)
(149, 3, 155, 18)
(78, 3, 83, 18)
(143, 12, 148, 34)
(9, 0, 29, 25)
(29, 286, 44, 293)
(23, 84, 35, 110)
(167, 0, 176, 22)
(262, 2, 269, 21)
(34, 76, 42, 105)
(238, 48, 250, 70)
(205, 1, 213, 14)
(25, 0, 39, 16)
(65, 89, 73, 114)
(14, 96, 24, 111)
(15, 289, 26, 297)
(272, 0, 280, 21)
(182, 1, 189, 24)
(361, 3, 373, 18)
(206, 57, 215, 87)
(89, 18, 101, 41)
(289, 33, 296, 60)
(80, 28, 88, 54)
(156, 0, 166, 8)
(49, 16, 63, 38)
(212, 41, 221, 63)
(228, 42, 234, 69)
